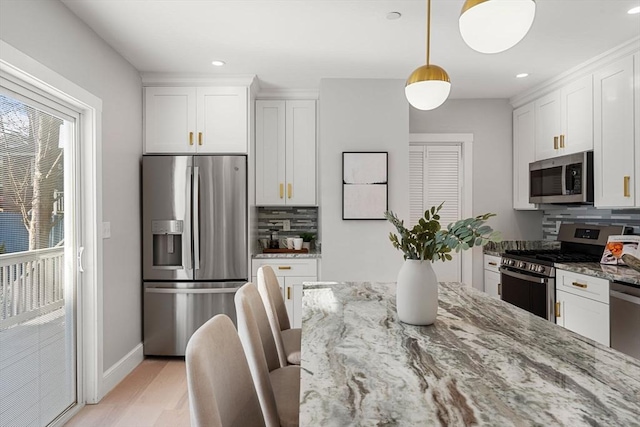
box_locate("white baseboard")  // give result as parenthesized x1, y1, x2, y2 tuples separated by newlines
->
(100, 343, 144, 399)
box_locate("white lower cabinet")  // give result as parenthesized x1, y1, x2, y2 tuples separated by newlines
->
(555, 269, 610, 346)
(251, 258, 317, 328)
(483, 255, 501, 299)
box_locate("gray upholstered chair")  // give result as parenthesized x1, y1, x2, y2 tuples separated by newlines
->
(235, 282, 300, 427)
(257, 266, 301, 366)
(185, 314, 265, 427)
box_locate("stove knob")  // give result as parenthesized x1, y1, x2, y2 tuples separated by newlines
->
(518, 261, 526, 269)
(537, 266, 545, 274)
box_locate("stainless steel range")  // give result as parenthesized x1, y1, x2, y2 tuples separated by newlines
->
(499, 223, 631, 321)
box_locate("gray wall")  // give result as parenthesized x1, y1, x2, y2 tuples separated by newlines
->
(410, 99, 543, 287)
(1, 0, 143, 370)
(319, 79, 409, 281)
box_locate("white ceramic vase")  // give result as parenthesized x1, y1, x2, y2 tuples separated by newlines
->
(396, 259, 439, 325)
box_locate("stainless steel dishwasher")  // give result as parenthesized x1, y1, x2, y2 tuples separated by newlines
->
(610, 281, 640, 360)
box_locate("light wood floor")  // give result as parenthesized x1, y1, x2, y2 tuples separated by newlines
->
(65, 358, 190, 427)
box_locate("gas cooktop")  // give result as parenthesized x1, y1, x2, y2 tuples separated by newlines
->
(504, 249, 602, 265)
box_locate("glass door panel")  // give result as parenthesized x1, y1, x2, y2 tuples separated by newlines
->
(0, 90, 77, 426)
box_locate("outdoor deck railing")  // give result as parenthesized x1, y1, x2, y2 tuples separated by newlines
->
(0, 247, 65, 330)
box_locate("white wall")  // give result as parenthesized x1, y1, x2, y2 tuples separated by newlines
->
(410, 99, 543, 287)
(1, 1, 143, 370)
(319, 79, 409, 281)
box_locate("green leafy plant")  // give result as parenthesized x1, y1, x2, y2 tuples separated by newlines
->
(384, 203, 501, 261)
(300, 232, 316, 242)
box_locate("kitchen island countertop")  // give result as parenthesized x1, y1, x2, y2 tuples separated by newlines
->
(300, 281, 640, 426)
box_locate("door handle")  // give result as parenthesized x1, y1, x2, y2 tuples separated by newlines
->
(278, 266, 291, 270)
(554, 136, 559, 150)
(287, 287, 291, 300)
(555, 302, 561, 317)
(498, 283, 501, 296)
(287, 183, 292, 199)
(488, 262, 497, 266)
(198, 132, 203, 146)
(77, 246, 85, 273)
(193, 166, 200, 271)
(145, 287, 241, 294)
(624, 176, 631, 197)
(571, 281, 588, 289)
(189, 132, 194, 146)
(559, 134, 565, 148)
(279, 183, 284, 199)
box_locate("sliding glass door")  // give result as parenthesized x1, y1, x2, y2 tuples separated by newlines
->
(0, 85, 80, 426)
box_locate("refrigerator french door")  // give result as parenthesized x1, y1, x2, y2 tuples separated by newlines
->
(142, 155, 247, 356)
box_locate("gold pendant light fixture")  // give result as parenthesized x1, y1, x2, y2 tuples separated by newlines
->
(459, 0, 536, 54)
(405, 0, 451, 111)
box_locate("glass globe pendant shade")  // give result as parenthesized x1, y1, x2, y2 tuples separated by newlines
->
(405, 64, 451, 111)
(459, 0, 536, 54)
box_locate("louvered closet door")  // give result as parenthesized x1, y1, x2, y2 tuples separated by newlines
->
(409, 145, 462, 282)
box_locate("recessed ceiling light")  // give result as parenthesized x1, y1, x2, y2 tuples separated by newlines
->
(386, 12, 402, 20)
(628, 6, 640, 14)
(516, 73, 529, 78)
(211, 60, 226, 67)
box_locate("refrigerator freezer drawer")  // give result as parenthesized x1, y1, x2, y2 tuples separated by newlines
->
(143, 282, 243, 356)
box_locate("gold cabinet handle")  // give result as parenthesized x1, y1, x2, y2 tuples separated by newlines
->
(198, 132, 203, 146)
(554, 136, 559, 150)
(279, 183, 284, 199)
(287, 287, 291, 300)
(287, 183, 292, 199)
(555, 302, 561, 318)
(488, 262, 497, 266)
(559, 134, 565, 148)
(624, 176, 631, 197)
(189, 132, 194, 146)
(498, 283, 501, 296)
(278, 266, 291, 270)
(571, 281, 588, 289)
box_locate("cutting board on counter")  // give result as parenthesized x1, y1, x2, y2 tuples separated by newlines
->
(262, 248, 309, 253)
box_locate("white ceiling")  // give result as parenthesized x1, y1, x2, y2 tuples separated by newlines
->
(61, 0, 640, 99)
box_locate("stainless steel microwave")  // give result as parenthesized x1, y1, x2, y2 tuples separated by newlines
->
(529, 151, 594, 204)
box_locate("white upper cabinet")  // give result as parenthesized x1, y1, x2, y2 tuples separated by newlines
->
(513, 102, 537, 210)
(561, 75, 593, 156)
(256, 100, 316, 206)
(534, 90, 561, 160)
(594, 55, 636, 208)
(534, 74, 593, 160)
(145, 86, 248, 154)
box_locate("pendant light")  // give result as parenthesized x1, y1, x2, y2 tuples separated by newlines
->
(405, 0, 451, 111)
(459, 0, 536, 54)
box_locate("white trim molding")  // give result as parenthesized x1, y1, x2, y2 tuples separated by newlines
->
(141, 72, 257, 87)
(0, 39, 104, 406)
(409, 133, 474, 287)
(510, 36, 640, 108)
(101, 343, 144, 398)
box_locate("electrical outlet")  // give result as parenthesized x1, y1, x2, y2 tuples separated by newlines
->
(283, 220, 291, 231)
(102, 221, 111, 239)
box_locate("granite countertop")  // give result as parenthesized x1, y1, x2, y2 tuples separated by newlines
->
(252, 251, 321, 259)
(300, 281, 640, 426)
(483, 240, 561, 256)
(554, 262, 640, 286)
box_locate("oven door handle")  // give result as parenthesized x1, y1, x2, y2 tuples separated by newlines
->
(499, 267, 548, 284)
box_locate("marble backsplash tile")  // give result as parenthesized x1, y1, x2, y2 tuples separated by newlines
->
(542, 206, 640, 240)
(257, 206, 318, 240)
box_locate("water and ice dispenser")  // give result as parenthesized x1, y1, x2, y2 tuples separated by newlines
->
(152, 220, 184, 269)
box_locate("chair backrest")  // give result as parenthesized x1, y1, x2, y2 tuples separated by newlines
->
(257, 266, 289, 367)
(235, 283, 282, 427)
(258, 265, 291, 331)
(185, 314, 265, 427)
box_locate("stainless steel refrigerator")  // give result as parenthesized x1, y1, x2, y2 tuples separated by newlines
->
(142, 155, 247, 356)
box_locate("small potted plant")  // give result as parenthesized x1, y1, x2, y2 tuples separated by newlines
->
(385, 203, 500, 325)
(300, 232, 316, 251)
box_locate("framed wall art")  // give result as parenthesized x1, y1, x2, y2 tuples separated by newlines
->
(342, 151, 388, 220)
